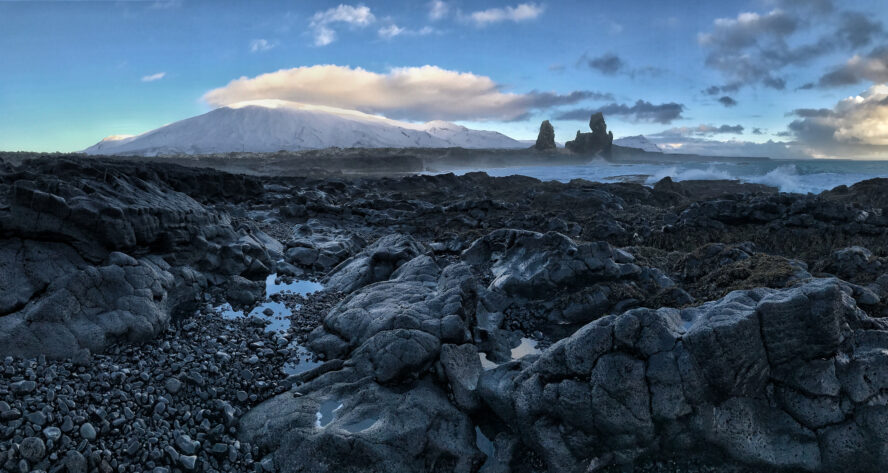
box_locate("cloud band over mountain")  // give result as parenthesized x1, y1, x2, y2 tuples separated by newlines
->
(202, 64, 610, 122)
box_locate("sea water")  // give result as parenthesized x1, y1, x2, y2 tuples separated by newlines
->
(451, 158, 888, 194)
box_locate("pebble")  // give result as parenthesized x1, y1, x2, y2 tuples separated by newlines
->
(0, 303, 308, 472)
(43, 426, 62, 441)
(164, 377, 182, 394)
(64, 450, 87, 473)
(79, 422, 97, 441)
(179, 454, 198, 470)
(20, 436, 46, 462)
(10, 380, 36, 395)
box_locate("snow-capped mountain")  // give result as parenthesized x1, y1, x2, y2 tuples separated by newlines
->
(83, 100, 524, 156)
(613, 135, 662, 153)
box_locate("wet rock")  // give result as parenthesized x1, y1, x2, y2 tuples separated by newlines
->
(227, 275, 265, 307)
(478, 279, 888, 471)
(240, 373, 483, 473)
(324, 233, 427, 293)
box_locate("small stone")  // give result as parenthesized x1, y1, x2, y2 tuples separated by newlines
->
(179, 454, 198, 470)
(79, 422, 97, 441)
(65, 450, 87, 473)
(26, 411, 46, 426)
(60, 416, 74, 432)
(165, 377, 182, 394)
(43, 426, 62, 441)
(260, 456, 275, 472)
(11, 380, 36, 395)
(236, 390, 248, 402)
(175, 434, 198, 455)
(20, 436, 46, 462)
(1, 408, 21, 420)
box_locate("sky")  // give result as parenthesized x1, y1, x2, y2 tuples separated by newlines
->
(2, 0, 888, 158)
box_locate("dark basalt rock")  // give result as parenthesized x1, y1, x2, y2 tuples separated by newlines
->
(11, 155, 888, 472)
(565, 112, 613, 156)
(0, 158, 278, 358)
(532, 120, 556, 151)
(479, 279, 888, 472)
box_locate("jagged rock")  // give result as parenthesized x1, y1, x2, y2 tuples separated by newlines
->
(309, 257, 473, 383)
(462, 229, 679, 327)
(532, 120, 556, 151)
(565, 112, 613, 156)
(226, 276, 265, 307)
(440, 344, 483, 411)
(323, 234, 427, 294)
(477, 279, 888, 472)
(239, 371, 484, 473)
(0, 158, 278, 358)
(0, 256, 174, 358)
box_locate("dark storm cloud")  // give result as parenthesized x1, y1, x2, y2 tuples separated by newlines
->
(817, 45, 888, 88)
(584, 53, 624, 75)
(718, 96, 738, 107)
(790, 108, 833, 118)
(556, 100, 685, 124)
(698, 2, 879, 91)
(522, 90, 615, 107)
(837, 11, 883, 48)
(579, 52, 664, 78)
(651, 124, 744, 138)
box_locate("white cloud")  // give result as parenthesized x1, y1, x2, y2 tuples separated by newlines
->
(141, 72, 166, 82)
(790, 84, 888, 149)
(378, 24, 437, 40)
(201, 64, 596, 121)
(465, 3, 545, 26)
(378, 24, 406, 39)
(309, 4, 376, 46)
(428, 0, 449, 20)
(249, 39, 276, 53)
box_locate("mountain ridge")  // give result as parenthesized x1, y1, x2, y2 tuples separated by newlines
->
(84, 100, 525, 156)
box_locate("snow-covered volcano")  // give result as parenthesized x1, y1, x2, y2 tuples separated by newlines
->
(83, 100, 524, 156)
(613, 135, 662, 153)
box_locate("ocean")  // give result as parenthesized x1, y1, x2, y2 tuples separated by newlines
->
(457, 158, 888, 194)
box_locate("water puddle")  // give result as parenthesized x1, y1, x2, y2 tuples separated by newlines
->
(283, 342, 323, 375)
(315, 400, 343, 428)
(510, 338, 541, 359)
(475, 426, 495, 468)
(265, 273, 324, 297)
(479, 353, 499, 371)
(214, 274, 325, 334)
(214, 301, 292, 333)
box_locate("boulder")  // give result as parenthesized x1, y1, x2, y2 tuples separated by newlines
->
(240, 370, 484, 473)
(324, 233, 427, 294)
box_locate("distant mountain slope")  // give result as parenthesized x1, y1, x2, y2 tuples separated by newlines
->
(614, 135, 662, 153)
(83, 100, 524, 156)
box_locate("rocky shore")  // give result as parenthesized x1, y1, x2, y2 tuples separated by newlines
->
(5, 156, 888, 472)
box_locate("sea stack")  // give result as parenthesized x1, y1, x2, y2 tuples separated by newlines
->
(565, 112, 613, 156)
(532, 120, 556, 150)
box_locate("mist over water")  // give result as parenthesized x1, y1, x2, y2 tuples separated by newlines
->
(457, 159, 888, 194)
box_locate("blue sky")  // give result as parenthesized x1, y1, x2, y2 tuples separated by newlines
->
(2, 0, 888, 158)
